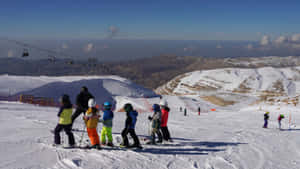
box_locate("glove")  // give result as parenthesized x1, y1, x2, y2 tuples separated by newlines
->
(148, 116, 153, 121)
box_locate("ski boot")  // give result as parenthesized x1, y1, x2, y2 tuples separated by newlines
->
(107, 142, 114, 147)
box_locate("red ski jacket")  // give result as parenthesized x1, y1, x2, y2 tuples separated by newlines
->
(161, 107, 170, 127)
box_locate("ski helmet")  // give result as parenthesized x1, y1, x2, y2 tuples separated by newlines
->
(88, 99, 96, 108)
(81, 86, 88, 92)
(159, 100, 168, 107)
(104, 101, 112, 109)
(266, 112, 270, 114)
(124, 103, 133, 112)
(280, 114, 285, 118)
(60, 94, 70, 104)
(152, 104, 161, 112)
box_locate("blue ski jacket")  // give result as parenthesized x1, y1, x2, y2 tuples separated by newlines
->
(102, 110, 114, 127)
(125, 110, 138, 129)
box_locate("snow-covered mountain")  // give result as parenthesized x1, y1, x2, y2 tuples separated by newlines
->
(0, 75, 157, 106)
(156, 66, 300, 98)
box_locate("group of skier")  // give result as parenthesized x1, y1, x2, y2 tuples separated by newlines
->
(263, 111, 285, 129)
(53, 86, 172, 149)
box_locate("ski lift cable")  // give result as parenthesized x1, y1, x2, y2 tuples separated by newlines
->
(0, 37, 79, 59)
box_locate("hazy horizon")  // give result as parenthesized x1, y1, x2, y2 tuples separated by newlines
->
(1, 38, 300, 62)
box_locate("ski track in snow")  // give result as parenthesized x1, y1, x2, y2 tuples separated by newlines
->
(2, 100, 300, 169)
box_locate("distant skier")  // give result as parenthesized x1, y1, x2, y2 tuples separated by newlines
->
(83, 99, 101, 149)
(71, 86, 94, 126)
(263, 112, 270, 128)
(159, 100, 172, 142)
(100, 102, 114, 147)
(278, 114, 285, 129)
(53, 94, 75, 147)
(180, 107, 182, 112)
(147, 104, 163, 144)
(198, 107, 201, 116)
(184, 108, 187, 116)
(120, 103, 142, 148)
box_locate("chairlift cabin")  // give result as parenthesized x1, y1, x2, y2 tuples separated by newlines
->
(48, 55, 56, 62)
(22, 49, 29, 57)
(66, 60, 74, 65)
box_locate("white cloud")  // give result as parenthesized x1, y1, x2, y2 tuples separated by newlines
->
(260, 35, 270, 46)
(246, 44, 253, 50)
(216, 44, 223, 49)
(7, 50, 14, 57)
(274, 36, 288, 44)
(84, 43, 94, 52)
(62, 43, 69, 49)
(291, 34, 300, 43)
(183, 47, 190, 52)
(108, 26, 119, 39)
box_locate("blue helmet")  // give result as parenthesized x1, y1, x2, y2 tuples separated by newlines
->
(104, 101, 112, 109)
(152, 104, 160, 112)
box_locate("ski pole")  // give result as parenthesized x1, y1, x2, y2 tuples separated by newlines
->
(79, 120, 86, 147)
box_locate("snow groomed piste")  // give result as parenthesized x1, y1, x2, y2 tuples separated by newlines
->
(1, 75, 300, 169)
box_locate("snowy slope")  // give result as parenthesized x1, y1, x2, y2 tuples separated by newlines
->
(157, 66, 300, 97)
(1, 97, 300, 169)
(0, 75, 157, 106)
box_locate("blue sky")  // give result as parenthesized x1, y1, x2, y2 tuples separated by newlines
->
(1, 0, 300, 40)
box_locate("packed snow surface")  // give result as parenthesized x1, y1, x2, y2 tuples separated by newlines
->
(1, 97, 300, 169)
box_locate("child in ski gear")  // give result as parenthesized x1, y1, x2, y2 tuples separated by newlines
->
(84, 99, 101, 149)
(278, 114, 285, 129)
(121, 103, 142, 148)
(147, 104, 163, 144)
(263, 112, 270, 128)
(54, 94, 75, 146)
(159, 100, 172, 142)
(100, 101, 114, 146)
(71, 86, 94, 126)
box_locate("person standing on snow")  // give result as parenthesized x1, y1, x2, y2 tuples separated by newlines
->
(71, 86, 94, 126)
(278, 114, 285, 129)
(263, 112, 270, 128)
(120, 103, 142, 148)
(147, 104, 163, 144)
(54, 94, 75, 147)
(159, 100, 172, 142)
(83, 99, 101, 149)
(100, 101, 114, 147)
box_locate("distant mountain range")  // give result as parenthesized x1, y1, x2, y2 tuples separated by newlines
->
(1, 55, 300, 90)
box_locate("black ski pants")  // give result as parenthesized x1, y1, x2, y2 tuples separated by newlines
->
(121, 128, 140, 146)
(71, 107, 86, 126)
(160, 126, 171, 141)
(54, 124, 75, 145)
(151, 128, 163, 143)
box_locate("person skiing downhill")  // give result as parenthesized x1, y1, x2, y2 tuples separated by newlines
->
(100, 101, 114, 146)
(263, 112, 270, 128)
(147, 104, 163, 144)
(71, 86, 94, 126)
(159, 100, 172, 142)
(83, 99, 101, 149)
(120, 103, 142, 148)
(278, 114, 285, 129)
(53, 94, 75, 147)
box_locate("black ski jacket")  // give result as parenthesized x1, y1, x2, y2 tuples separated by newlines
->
(76, 91, 94, 109)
